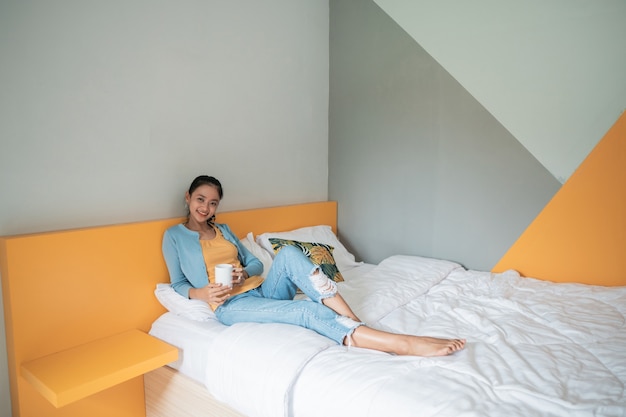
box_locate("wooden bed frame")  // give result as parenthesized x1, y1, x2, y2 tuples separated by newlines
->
(145, 365, 246, 417)
(0, 201, 337, 417)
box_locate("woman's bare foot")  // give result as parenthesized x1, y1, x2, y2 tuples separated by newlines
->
(349, 326, 465, 357)
(403, 336, 466, 357)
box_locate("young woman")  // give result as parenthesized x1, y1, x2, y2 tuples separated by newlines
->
(162, 175, 465, 356)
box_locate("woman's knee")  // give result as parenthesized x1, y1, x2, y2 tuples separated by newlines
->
(275, 245, 309, 263)
(310, 271, 337, 298)
(273, 245, 318, 277)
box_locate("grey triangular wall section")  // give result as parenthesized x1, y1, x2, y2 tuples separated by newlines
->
(329, 0, 560, 271)
(371, 0, 626, 185)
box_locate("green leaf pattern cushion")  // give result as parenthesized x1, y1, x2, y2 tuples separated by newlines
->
(268, 238, 345, 282)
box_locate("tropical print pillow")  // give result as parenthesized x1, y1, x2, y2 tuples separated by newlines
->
(268, 238, 345, 282)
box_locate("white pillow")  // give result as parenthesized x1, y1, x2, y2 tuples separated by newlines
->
(256, 225, 361, 271)
(154, 283, 215, 321)
(240, 232, 273, 277)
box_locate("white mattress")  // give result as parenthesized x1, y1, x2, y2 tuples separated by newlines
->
(149, 312, 227, 384)
(150, 256, 626, 417)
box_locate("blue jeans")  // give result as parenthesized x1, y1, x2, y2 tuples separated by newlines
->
(215, 246, 362, 344)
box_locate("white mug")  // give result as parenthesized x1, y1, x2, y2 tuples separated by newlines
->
(214, 264, 233, 287)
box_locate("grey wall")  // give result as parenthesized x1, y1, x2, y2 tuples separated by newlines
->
(373, 0, 626, 184)
(0, 0, 329, 237)
(329, 0, 560, 270)
(0, 1, 329, 415)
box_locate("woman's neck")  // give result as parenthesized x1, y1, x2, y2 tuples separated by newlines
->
(184, 219, 209, 231)
(184, 220, 216, 239)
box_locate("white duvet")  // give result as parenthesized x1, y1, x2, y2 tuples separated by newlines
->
(151, 255, 626, 417)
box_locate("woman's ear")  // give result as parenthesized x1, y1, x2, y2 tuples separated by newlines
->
(184, 192, 191, 211)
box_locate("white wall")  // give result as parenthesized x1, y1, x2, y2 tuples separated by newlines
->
(373, 0, 626, 183)
(0, 1, 329, 415)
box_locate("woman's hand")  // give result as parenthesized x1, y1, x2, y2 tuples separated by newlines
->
(232, 267, 248, 287)
(190, 283, 232, 307)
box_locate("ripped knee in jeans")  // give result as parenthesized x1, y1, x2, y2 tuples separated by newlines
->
(309, 268, 337, 297)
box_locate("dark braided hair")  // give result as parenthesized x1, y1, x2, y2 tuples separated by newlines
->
(188, 175, 223, 199)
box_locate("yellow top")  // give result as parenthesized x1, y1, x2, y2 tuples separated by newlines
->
(201, 226, 263, 310)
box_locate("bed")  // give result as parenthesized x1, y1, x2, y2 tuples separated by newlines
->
(147, 228, 626, 417)
(2, 201, 625, 417)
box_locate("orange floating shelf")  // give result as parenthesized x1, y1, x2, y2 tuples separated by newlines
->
(20, 329, 178, 408)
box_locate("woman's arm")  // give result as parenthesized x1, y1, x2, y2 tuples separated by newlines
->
(162, 229, 194, 298)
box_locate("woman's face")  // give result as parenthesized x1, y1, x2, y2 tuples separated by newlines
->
(185, 184, 221, 227)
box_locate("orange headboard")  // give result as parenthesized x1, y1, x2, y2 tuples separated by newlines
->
(0, 201, 337, 417)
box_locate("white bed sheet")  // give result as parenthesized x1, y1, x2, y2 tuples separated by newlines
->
(150, 256, 626, 417)
(293, 266, 626, 417)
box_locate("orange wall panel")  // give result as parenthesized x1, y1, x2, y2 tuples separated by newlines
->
(493, 112, 626, 286)
(1, 202, 337, 417)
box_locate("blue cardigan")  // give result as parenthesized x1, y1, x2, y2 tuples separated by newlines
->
(162, 222, 263, 298)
